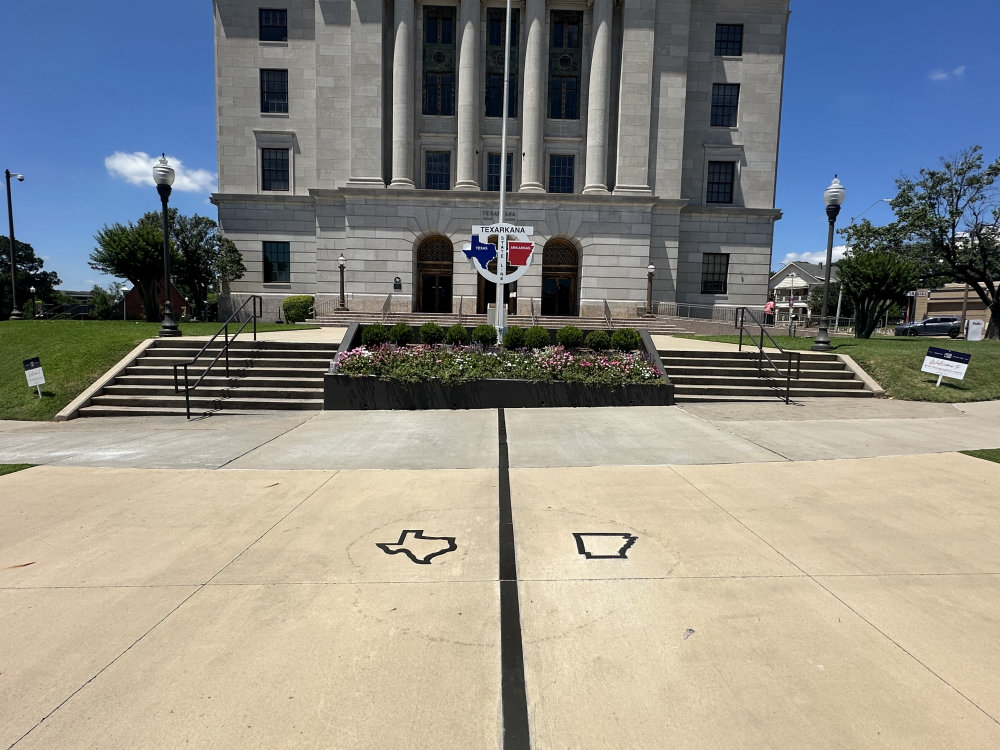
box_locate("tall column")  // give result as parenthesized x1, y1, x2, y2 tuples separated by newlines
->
(390, 0, 415, 188)
(455, 0, 481, 190)
(519, 0, 545, 192)
(583, 0, 612, 194)
(613, 0, 655, 195)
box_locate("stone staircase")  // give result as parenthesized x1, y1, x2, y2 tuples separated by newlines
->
(310, 310, 688, 336)
(76, 339, 339, 417)
(659, 349, 874, 403)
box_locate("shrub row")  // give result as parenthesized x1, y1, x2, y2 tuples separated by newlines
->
(360, 323, 642, 351)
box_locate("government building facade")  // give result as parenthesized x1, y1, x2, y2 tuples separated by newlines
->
(212, 0, 791, 320)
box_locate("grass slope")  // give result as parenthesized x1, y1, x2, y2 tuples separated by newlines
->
(0, 320, 310, 421)
(675, 333, 1000, 403)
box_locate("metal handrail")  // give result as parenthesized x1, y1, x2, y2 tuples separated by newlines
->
(735, 307, 801, 404)
(458, 295, 464, 324)
(530, 296, 536, 325)
(172, 295, 262, 419)
(603, 299, 613, 329)
(380, 292, 393, 323)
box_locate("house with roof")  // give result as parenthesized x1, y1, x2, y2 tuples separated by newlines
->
(768, 261, 838, 324)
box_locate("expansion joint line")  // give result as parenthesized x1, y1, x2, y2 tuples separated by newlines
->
(498, 408, 531, 748)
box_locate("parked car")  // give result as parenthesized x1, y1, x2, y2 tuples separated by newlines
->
(894, 316, 961, 338)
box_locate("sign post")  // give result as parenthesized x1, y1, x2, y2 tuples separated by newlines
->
(23, 356, 45, 398)
(921, 346, 970, 387)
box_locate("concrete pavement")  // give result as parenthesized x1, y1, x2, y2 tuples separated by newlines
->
(3, 399, 1000, 747)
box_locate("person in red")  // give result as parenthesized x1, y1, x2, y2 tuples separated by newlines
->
(764, 294, 776, 326)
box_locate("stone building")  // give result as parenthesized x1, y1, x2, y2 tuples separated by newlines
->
(212, 0, 791, 320)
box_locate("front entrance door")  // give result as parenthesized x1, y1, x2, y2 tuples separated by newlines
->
(477, 274, 517, 315)
(416, 236, 454, 314)
(541, 276, 576, 315)
(420, 273, 452, 313)
(541, 239, 579, 316)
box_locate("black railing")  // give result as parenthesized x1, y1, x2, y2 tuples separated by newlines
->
(173, 295, 262, 419)
(736, 307, 801, 404)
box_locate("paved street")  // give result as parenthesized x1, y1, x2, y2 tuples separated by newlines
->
(3, 400, 1000, 748)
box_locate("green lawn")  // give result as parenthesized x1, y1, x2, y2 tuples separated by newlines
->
(0, 464, 34, 476)
(961, 448, 1000, 464)
(675, 333, 1000, 403)
(0, 320, 311, 421)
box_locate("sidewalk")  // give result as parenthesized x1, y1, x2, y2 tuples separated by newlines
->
(3, 401, 1000, 748)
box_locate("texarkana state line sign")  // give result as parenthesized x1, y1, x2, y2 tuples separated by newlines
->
(464, 224, 536, 285)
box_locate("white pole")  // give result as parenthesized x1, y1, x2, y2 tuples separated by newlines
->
(495, 0, 512, 340)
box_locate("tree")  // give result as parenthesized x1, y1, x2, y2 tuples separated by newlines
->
(93, 210, 245, 323)
(168, 213, 245, 321)
(88, 283, 120, 320)
(90, 220, 172, 322)
(837, 220, 918, 338)
(0, 237, 61, 318)
(892, 146, 1000, 338)
(807, 281, 854, 320)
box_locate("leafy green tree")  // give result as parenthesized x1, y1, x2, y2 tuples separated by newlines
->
(90, 220, 170, 322)
(0, 237, 61, 317)
(837, 220, 918, 338)
(891, 146, 1000, 338)
(145, 211, 245, 321)
(88, 283, 118, 320)
(807, 281, 854, 320)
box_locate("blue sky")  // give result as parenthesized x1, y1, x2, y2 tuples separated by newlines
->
(3, 1, 999, 292)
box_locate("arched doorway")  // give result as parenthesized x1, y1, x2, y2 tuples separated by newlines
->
(416, 236, 453, 313)
(541, 239, 578, 316)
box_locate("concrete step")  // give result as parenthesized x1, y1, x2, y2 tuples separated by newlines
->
(114, 374, 325, 388)
(88, 394, 323, 411)
(667, 374, 866, 389)
(134, 356, 333, 370)
(663, 365, 857, 379)
(101, 384, 324, 399)
(671, 383, 874, 399)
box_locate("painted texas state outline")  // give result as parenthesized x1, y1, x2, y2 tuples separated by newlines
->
(376, 530, 458, 564)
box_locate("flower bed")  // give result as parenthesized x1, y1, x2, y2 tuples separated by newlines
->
(324, 323, 674, 410)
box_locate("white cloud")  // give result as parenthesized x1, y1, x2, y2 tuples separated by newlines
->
(105, 151, 217, 193)
(929, 65, 966, 82)
(776, 245, 848, 269)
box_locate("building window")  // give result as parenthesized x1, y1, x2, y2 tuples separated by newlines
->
(715, 24, 743, 56)
(261, 148, 290, 191)
(485, 8, 519, 117)
(706, 161, 735, 204)
(260, 69, 288, 113)
(423, 6, 456, 116)
(548, 155, 574, 194)
(701, 253, 730, 294)
(263, 241, 290, 283)
(259, 9, 287, 42)
(425, 151, 451, 190)
(711, 84, 740, 127)
(547, 10, 581, 120)
(487, 153, 513, 192)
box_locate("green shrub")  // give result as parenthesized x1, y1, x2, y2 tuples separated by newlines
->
(471, 324, 498, 348)
(524, 326, 551, 349)
(585, 330, 611, 351)
(556, 325, 585, 349)
(502, 326, 526, 349)
(611, 327, 642, 351)
(419, 322, 446, 345)
(446, 324, 470, 346)
(361, 323, 390, 348)
(389, 322, 414, 345)
(282, 295, 314, 323)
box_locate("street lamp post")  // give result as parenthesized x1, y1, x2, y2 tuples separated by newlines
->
(121, 284, 128, 321)
(29, 286, 35, 318)
(337, 254, 348, 310)
(812, 176, 846, 351)
(152, 155, 180, 337)
(645, 263, 655, 316)
(5, 168, 25, 320)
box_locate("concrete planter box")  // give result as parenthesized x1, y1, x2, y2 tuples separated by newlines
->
(324, 323, 674, 410)
(324, 375, 672, 410)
